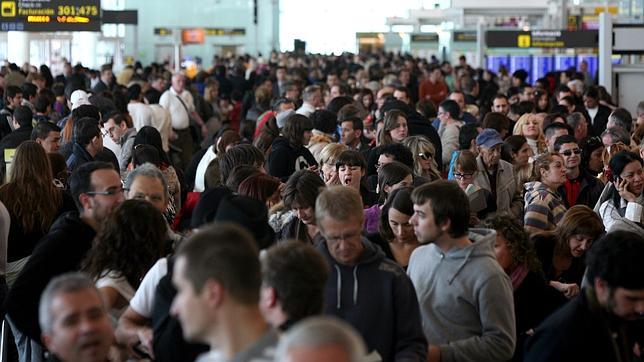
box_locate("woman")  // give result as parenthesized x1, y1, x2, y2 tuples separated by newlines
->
(581, 136, 604, 176)
(364, 161, 413, 234)
(513, 113, 547, 155)
(598, 142, 630, 184)
(368, 187, 419, 269)
(402, 136, 441, 181)
(524, 152, 568, 233)
(531, 205, 604, 300)
(378, 109, 409, 146)
(483, 215, 566, 362)
(237, 173, 281, 209)
(317, 143, 348, 186)
(534, 90, 551, 113)
(0, 141, 75, 283)
(83, 200, 167, 321)
(453, 150, 490, 224)
(193, 128, 240, 192)
(267, 113, 317, 182)
(437, 99, 464, 167)
(502, 135, 534, 191)
(278, 170, 326, 245)
(597, 151, 644, 233)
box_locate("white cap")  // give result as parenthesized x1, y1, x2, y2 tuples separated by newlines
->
(70, 90, 91, 110)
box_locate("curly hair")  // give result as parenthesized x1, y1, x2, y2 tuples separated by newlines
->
(482, 215, 542, 273)
(82, 199, 167, 289)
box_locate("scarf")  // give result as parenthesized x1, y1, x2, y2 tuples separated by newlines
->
(510, 263, 530, 290)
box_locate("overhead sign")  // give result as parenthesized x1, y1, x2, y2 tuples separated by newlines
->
(182, 28, 205, 44)
(154, 27, 172, 36)
(486, 30, 598, 48)
(205, 28, 245, 36)
(0, 0, 100, 31)
(454, 31, 477, 42)
(411, 33, 439, 42)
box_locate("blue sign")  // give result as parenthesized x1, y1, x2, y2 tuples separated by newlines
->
(532, 55, 554, 84)
(555, 55, 577, 71)
(486, 55, 510, 74)
(510, 55, 532, 80)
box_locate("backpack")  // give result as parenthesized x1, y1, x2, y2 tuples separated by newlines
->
(151, 256, 209, 362)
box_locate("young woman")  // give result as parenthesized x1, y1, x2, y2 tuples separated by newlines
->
(534, 90, 551, 113)
(502, 135, 534, 191)
(530, 205, 604, 300)
(363, 161, 413, 234)
(597, 151, 644, 233)
(278, 170, 326, 245)
(402, 135, 442, 181)
(267, 113, 317, 181)
(453, 150, 490, 224)
(83, 200, 167, 321)
(368, 187, 419, 270)
(580, 136, 604, 176)
(378, 109, 409, 146)
(524, 152, 568, 233)
(336, 150, 377, 207)
(513, 113, 547, 155)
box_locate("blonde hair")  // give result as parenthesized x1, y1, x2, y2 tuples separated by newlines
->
(317, 143, 349, 168)
(402, 136, 441, 180)
(513, 113, 546, 153)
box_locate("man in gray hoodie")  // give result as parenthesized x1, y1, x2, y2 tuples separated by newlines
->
(407, 180, 516, 362)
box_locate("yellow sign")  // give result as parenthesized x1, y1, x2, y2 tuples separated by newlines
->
(1, 1, 16, 17)
(595, 6, 618, 14)
(517, 35, 531, 48)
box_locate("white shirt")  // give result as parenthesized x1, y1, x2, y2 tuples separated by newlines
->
(159, 87, 195, 130)
(128, 102, 154, 131)
(130, 257, 167, 318)
(149, 104, 172, 152)
(295, 102, 315, 118)
(587, 106, 599, 124)
(194, 146, 217, 192)
(96, 271, 136, 322)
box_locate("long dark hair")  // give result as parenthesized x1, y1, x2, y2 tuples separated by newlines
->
(82, 199, 167, 289)
(133, 126, 170, 166)
(609, 150, 643, 208)
(379, 187, 414, 242)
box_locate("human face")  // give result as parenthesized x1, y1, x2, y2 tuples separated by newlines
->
(559, 100, 574, 114)
(385, 174, 413, 195)
(126, 175, 167, 213)
(388, 207, 416, 244)
(338, 164, 364, 190)
(538, 94, 548, 111)
(389, 116, 408, 142)
(437, 107, 449, 123)
(558, 142, 581, 170)
(37, 131, 61, 153)
(513, 142, 533, 167)
(583, 95, 598, 109)
(172, 74, 185, 93)
(285, 344, 352, 362)
(9, 93, 23, 108)
(319, 216, 365, 266)
(521, 86, 535, 102)
(302, 130, 313, 145)
(103, 118, 127, 143)
(292, 202, 315, 225)
(454, 167, 475, 190)
(377, 154, 394, 171)
(418, 150, 433, 171)
(619, 160, 644, 196)
(362, 94, 373, 109)
(85, 169, 125, 224)
(589, 146, 604, 173)
(393, 90, 410, 105)
(42, 289, 113, 362)
(596, 283, 644, 321)
(330, 85, 341, 99)
(479, 144, 502, 169)
(409, 200, 445, 244)
(521, 116, 540, 139)
(493, 233, 514, 273)
(492, 98, 509, 115)
(321, 162, 338, 184)
(340, 121, 357, 146)
(449, 93, 465, 112)
(541, 155, 567, 187)
(171, 257, 211, 343)
(568, 234, 593, 258)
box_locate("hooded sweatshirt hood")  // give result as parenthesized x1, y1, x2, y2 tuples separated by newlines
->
(433, 228, 499, 284)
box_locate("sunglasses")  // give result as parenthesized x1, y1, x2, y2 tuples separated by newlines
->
(560, 149, 582, 157)
(418, 152, 433, 160)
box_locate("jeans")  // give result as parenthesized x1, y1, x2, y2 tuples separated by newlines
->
(4, 316, 42, 362)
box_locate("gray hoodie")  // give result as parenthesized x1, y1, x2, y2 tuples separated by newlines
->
(407, 228, 516, 362)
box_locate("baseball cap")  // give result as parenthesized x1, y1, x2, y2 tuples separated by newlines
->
(476, 128, 504, 148)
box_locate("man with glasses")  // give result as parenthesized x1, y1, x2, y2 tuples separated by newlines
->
(554, 135, 604, 208)
(101, 112, 137, 173)
(5, 162, 124, 362)
(316, 186, 427, 361)
(472, 129, 523, 219)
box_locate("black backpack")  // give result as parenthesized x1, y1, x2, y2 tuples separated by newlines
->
(151, 256, 209, 362)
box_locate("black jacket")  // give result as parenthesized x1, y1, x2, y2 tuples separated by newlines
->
(5, 211, 96, 342)
(525, 288, 643, 362)
(66, 142, 95, 173)
(557, 169, 605, 209)
(0, 126, 33, 177)
(267, 137, 317, 182)
(587, 104, 612, 137)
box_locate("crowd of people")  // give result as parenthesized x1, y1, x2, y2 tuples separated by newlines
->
(0, 50, 641, 362)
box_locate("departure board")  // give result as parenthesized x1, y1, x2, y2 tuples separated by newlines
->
(0, 0, 101, 31)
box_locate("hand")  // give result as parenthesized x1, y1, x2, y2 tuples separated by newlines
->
(169, 130, 179, 141)
(428, 345, 441, 362)
(616, 178, 637, 203)
(308, 164, 318, 173)
(325, 172, 339, 186)
(555, 282, 579, 299)
(134, 327, 154, 359)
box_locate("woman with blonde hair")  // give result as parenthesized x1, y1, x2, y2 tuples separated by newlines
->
(317, 143, 348, 185)
(513, 113, 546, 155)
(402, 136, 441, 181)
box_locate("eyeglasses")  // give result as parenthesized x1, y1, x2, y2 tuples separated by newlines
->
(85, 186, 124, 197)
(560, 149, 582, 157)
(418, 152, 433, 160)
(454, 172, 474, 180)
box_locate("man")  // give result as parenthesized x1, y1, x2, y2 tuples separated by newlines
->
(273, 66, 288, 97)
(6, 162, 123, 361)
(637, 100, 644, 128)
(0, 105, 34, 176)
(127, 84, 154, 131)
(584, 87, 611, 136)
(492, 94, 510, 116)
(39, 273, 114, 362)
(170, 223, 278, 361)
(315, 186, 427, 361)
(554, 135, 604, 208)
(559, 96, 576, 115)
(607, 107, 633, 134)
(160, 73, 207, 169)
(419, 65, 448, 106)
(544, 122, 572, 153)
(260, 241, 329, 331)
(393, 86, 412, 105)
(144, 88, 172, 153)
(101, 112, 136, 172)
(407, 180, 516, 362)
(472, 129, 523, 219)
(31, 122, 62, 153)
(124, 162, 168, 213)
(275, 317, 367, 362)
(296, 85, 322, 117)
(525, 231, 644, 361)
(91, 64, 114, 94)
(519, 84, 535, 102)
(0, 85, 24, 139)
(66, 117, 103, 173)
(449, 91, 477, 124)
(566, 112, 589, 143)
(339, 116, 369, 152)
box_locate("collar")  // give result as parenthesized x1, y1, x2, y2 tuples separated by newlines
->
(620, 192, 644, 209)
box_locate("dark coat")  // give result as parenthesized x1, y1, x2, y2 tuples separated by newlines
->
(267, 137, 317, 182)
(587, 104, 612, 137)
(557, 169, 605, 209)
